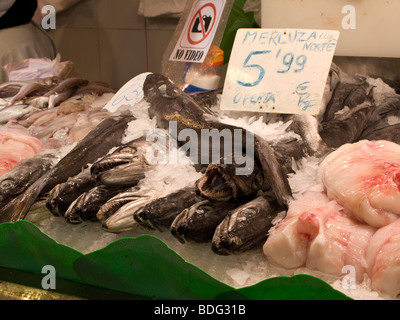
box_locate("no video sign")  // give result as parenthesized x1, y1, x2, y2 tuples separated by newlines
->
(170, 0, 226, 63)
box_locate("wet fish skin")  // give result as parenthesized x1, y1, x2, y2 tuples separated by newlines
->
(360, 95, 400, 140)
(5, 77, 58, 107)
(95, 163, 146, 187)
(319, 98, 375, 148)
(43, 113, 135, 193)
(0, 163, 57, 223)
(90, 137, 152, 185)
(285, 114, 332, 157)
(143, 74, 292, 207)
(102, 197, 152, 233)
(212, 195, 281, 255)
(46, 167, 97, 217)
(322, 79, 371, 123)
(0, 153, 55, 203)
(195, 162, 266, 202)
(96, 186, 143, 223)
(170, 199, 241, 244)
(134, 187, 204, 230)
(0, 103, 40, 124)
(143, 74, 216, 131)
(360, 123, 400, 144)
(64, 185, 126, 224)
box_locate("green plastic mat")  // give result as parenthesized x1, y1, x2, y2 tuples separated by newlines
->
(0, 221, 351, 300)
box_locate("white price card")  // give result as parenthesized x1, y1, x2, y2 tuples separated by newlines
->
(104, 72, 152, 113)
(220, 28, 340, 115)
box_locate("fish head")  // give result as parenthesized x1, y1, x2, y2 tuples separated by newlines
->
(143, 74, 215, 131)
(170, 200, 211, 243)
(212, 197, 277, 255)
(91, 137, 151, 180)
(195, 163, 264, 202)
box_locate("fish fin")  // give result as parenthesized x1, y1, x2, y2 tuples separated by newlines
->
(254, 135, 292, 207)
(0, 168, 56, 223)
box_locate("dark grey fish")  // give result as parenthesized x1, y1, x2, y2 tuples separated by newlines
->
(212, 195, 281, 255)
(170, 199, 241, 244)
(95, 162, 147, 187)
(188, 89, 221, 110)
(0, 163, 57, 223)
(43, 113, 135, 193)
(133, 187, 204, 230)
(319, 93, 375, 148)
(96, 186, 143, 224)
(269, 137, 308, 174)
(322, 79, 372, 123)
(64, 185, 126, 224)
(195, 162, 265, 202)
(360, 94, 400, 139)
(46, 167, 97, 217)
(143, 74, 291, 206)
(0, 113, 134, 223)
(0, 153, 55, 204)
(360, 123, 400, 144)
(285, 114, 332, 157)
(90, 137, 152, 187)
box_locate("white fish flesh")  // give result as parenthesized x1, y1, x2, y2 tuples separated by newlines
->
(366, 218, 400, 298)
(0, 120, 43, 174)
(263, 191, 375, 282)
(319, 140, 400, 228)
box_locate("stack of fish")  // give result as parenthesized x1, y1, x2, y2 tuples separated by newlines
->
(0, 62, 400, 298)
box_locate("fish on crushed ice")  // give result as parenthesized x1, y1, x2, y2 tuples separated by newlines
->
(212, 195, 282, 255)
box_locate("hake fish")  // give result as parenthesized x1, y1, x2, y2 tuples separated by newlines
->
(143, 74, 291, 207)
(0, 113, 135, 223)
(0, 152, 56, 204)
(43, 112, 135, 193)
(212, 195, 282, 255)
(133, 187, 204, 230)
(64, 185, 127, 224)
(319, 80, 375, 148)
(46, 167, 97, 217)
(90, 137, 152, 187)
(170, 199, 240, 244)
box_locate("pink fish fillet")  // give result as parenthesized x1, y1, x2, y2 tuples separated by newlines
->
(263, 191, 376, 282)
(366, 218, 400, 298)
(319, 140, 400, 228)
(0, 120, 43, 174)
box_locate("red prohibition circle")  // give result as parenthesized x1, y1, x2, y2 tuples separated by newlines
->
(187, 3, 216, 45)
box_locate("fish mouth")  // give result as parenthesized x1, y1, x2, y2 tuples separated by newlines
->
(195, 164, 236, 202)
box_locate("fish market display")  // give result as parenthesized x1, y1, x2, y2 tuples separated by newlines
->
(1, 59, 400, 300)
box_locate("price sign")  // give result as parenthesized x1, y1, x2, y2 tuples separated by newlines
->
(104, 72, 152, 112)
(220, 28, 340, 115)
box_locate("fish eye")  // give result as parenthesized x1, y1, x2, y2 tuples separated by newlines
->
(0, 179, 15, 190)
(242, 208, 256, 218)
